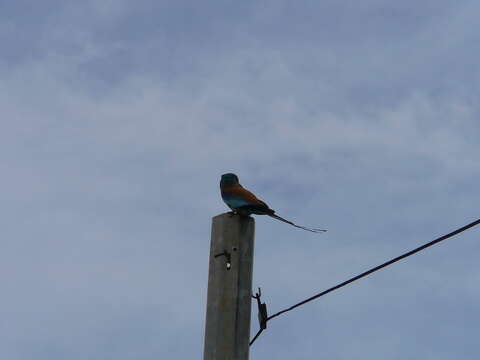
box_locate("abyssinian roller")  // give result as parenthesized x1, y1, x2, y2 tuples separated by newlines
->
(220, 173, 326, 233)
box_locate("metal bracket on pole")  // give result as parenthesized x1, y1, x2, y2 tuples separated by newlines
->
(252, 288, 268, 330)
(214, 250, 232, 270)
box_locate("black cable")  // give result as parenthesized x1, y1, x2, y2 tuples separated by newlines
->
(250, 218, 480, 346)
(249, 328, 264, 346)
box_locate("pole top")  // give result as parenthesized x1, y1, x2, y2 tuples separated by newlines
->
(213, 212, 255, 223)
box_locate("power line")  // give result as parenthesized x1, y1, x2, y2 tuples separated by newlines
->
(249, 328, 264, 346)
(250, 218, 480, 346)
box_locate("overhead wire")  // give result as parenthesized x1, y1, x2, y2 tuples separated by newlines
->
(250, 218, 480, 346)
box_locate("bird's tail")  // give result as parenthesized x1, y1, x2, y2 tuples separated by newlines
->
(268, 214, 327, 233)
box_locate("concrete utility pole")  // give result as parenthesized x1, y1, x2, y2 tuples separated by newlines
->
(203, 213, 255, 360)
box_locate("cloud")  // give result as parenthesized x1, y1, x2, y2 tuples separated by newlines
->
(0, 1, 479, 359)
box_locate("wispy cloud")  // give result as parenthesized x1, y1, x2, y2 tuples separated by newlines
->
(0, 1, 479, 359)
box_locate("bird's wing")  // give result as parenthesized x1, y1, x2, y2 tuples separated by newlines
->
(222, 184, 270, 209)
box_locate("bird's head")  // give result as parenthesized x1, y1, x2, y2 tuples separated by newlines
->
(220, 173, 239, 187)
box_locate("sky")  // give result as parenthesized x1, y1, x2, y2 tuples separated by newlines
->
(1, 1, 479, 359)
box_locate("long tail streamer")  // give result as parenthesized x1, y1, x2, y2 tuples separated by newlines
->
(269, 214, 327, 233)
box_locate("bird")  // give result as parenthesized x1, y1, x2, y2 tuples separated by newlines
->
(220, 173, 326, 233)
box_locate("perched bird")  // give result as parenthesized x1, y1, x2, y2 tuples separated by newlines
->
(220, 173, 326, 233)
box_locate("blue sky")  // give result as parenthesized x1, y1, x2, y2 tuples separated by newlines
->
(1, 1, 479, 359)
